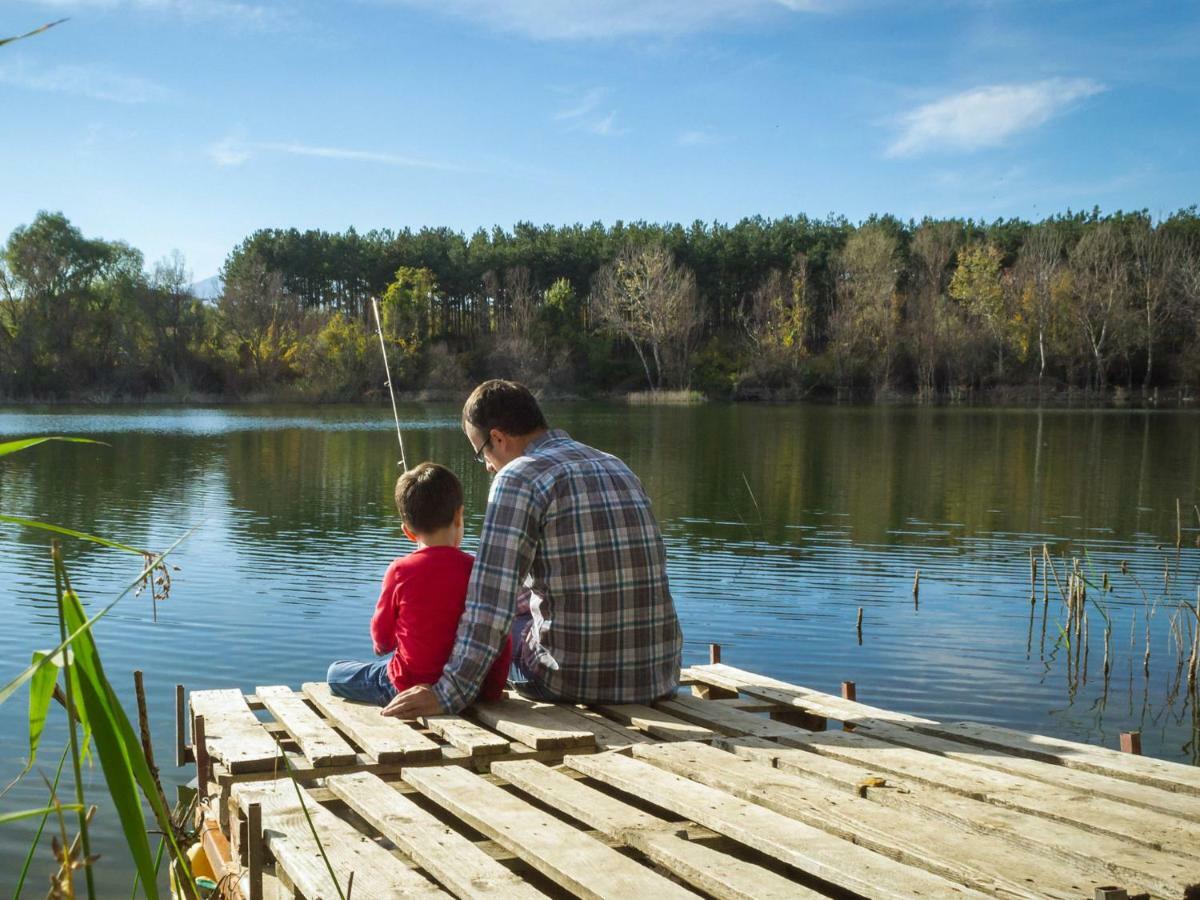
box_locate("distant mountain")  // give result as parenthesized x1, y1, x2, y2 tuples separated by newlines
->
(189, 275, 223, 300)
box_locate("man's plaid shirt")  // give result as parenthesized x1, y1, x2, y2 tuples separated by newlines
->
(432, 429, 683, 713)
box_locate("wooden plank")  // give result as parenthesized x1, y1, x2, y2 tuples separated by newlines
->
(256, 685, 357, 767)
(718, 735, 1191, 899)
(661, 694, 1200, 859)
(913, 720, 1200, 796)
(232, 777, 447, 899)
(633, 740, 1144, 900)
(857, 717, 1200, 824)
(492, 759, 826, 900)
(565, 751, 986, 898)
(402, 763, 698, 899)
(422, 715, 512, 757)
(468, 697, 596, 750)
(684, 664, 933, 726)
(542, 706, 653, 751)
(593, 704, 715, 742)
(190, 689, 280, 774)
(711, 698, 778, 713)
(302, 682, 442, 763)
(326, 772, 546, 899)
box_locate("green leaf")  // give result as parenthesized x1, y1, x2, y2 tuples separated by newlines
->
(60, 587, 162, 899)
(0, 803, 83, 825)
(0, 515, 142, 554)
(28, 648, 68, 768)
(0, 436, 103, 457)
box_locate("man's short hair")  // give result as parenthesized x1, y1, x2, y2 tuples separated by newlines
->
(395, 462, 463, 534)
(462, 379, 548, 436)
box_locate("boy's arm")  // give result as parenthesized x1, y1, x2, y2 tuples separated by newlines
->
(432, 472, 541, 713)
(370, 563, 400, 656)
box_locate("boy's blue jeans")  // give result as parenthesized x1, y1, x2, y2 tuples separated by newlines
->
(326, 611, 556, 707)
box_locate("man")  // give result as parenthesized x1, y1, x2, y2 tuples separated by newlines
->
(382, 379, 682, 717)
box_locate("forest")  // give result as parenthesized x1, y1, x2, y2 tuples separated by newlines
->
(2, 208, 1199, 402)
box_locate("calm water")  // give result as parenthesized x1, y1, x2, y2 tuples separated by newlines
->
(1, 402, 1199, 892)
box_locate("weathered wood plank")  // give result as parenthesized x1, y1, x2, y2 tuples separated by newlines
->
(255, 685, 357, 767)
(402, 763, 698, 899)
(492, 759, 825, 900)
(468, 697, 596, 750)
(683, 664, 933, 726)
(542, 706, 653, 751)
(718, 735, 1192, 899)
(913, 720, 1200, 796)
(190, 689, 280, 774)
(302, 682, 442, 763)
(593, 704, 715, 742)
(565, 751, 986, 898)
(422, 715, 512, 757)
(635, 740, 1146, 900)
(857, 717, 1200, 824)
(232, 778, 447, 899)
(661, 693, 1200, 859)
(326, 772, 546, 899)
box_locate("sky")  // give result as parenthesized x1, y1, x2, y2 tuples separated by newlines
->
(2, 1, 1198, 281)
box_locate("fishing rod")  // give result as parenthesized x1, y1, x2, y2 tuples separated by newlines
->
(371, 296, 408, 472)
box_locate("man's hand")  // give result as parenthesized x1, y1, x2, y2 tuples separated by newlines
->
(380, 684, 444, 719)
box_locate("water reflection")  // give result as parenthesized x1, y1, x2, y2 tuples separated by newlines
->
(0, 402, 1197, 891)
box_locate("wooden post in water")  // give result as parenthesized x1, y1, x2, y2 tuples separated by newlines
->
(1119, 731, 1142, 755)
(912, 570, 920, 609)
(247, 801, 264, 900)
(841, 681, 857, 732)
(175, 683, 187, 767)
(194, 714, 210, 793)
(1177, 497, 1183, 551)
(856, 607, 863, 644)
(709, 642, 722, 665)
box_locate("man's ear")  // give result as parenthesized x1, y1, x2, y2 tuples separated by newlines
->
(401, 522, 419, 544)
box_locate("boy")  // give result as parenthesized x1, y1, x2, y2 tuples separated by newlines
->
(326, 462, 511, 708)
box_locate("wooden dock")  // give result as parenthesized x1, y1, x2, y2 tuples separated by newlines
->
(180, 660, 1200, 899)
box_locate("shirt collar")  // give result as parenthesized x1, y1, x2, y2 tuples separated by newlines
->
(524, 428, 570, 454)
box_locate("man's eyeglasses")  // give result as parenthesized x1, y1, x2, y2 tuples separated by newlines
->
(471, 436, 492, 465)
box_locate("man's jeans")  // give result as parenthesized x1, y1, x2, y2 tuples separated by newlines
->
(326, 659, 398, 706)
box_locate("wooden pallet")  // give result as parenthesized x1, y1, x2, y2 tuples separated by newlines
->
(190, 669, 1200, 899)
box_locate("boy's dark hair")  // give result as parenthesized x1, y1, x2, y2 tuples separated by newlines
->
(462, 379, 548, 436)
(394, 462, 463, 534)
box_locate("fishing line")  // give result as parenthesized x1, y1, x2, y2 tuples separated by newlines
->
(371, 297, 408, 472)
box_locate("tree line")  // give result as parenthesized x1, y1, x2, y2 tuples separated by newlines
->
(2, 208, 1200, 402)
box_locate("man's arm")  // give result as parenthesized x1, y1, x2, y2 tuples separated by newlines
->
(431, 471, 542, 713)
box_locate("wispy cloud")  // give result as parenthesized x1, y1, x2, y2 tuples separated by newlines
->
(554, 88, 626, 137)
(678, 129, 721, 146)
(0, 60, 168, 103)
(377, 0, 830, 40)
(24, 0, 288, 30)
(207, 136, 468, 171)
(887, 78, 1105, 158)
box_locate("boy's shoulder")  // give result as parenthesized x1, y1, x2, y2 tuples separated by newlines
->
(390, 546, 474, 575)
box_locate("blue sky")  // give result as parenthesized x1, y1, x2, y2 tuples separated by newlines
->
(2, 1, 1198, 280)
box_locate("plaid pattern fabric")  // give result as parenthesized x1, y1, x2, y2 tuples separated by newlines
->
(433, 429, 682, 712)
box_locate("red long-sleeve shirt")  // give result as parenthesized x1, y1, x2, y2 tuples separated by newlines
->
(371, 545, 511, 702)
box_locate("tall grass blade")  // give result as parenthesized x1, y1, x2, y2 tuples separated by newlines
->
(0, 514, 142, 554)
(59, 585, 162, 898)
(13, 746, 70, 899)
(0, 804, 83, 825)
(0, 435, 99, 456)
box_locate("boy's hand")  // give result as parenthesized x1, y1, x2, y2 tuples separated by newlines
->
(381, 684, 443, 719)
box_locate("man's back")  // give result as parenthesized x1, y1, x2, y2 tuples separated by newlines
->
(432, 429, 682, 711)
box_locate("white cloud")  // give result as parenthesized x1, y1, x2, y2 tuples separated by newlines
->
(377, 0, 829, 40)
(0, 60, 168, 103)
(678, 129, 720, 146)
(887, 78, 1105, 158)
(555, 88, 625, 137)
(207, 137, 467, 171)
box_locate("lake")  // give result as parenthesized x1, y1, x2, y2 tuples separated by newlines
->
(1, 402, 1198, 893)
